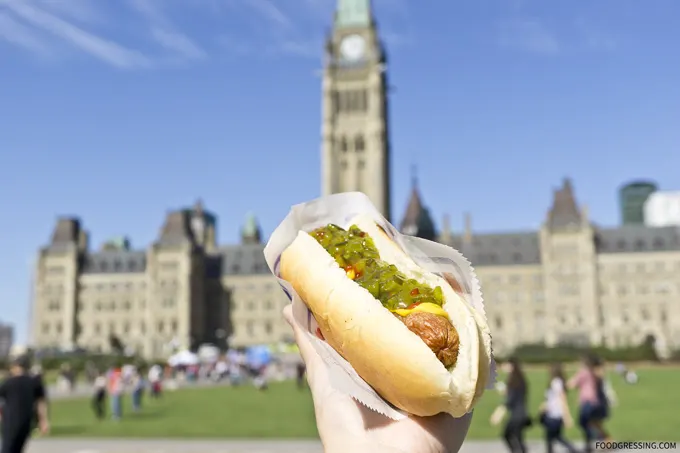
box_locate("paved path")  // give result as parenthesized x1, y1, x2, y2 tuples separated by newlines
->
(25, 439, 672, 453)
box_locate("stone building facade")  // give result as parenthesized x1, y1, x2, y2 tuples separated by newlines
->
(31, 179, 680, 359)
(32, 202, 290, 359)
(29, 0, 680, 359)
(403, 179, 680, 357)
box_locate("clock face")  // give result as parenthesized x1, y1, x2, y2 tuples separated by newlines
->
(340, 34, 366, 61)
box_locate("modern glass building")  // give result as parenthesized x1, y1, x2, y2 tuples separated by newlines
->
(619, 181, 658, 225)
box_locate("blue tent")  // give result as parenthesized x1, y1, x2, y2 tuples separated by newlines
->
(246, 345, 272, 369)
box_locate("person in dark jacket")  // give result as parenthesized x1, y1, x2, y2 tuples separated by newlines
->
(502, 357, 530, 453)
(591, 358, 612, 441)
(29, 365, 47, 432)
(0, 356, 50, 453)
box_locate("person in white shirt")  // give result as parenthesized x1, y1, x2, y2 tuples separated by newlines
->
(148, 365, 162, 398)
(541, 363, 577, 453)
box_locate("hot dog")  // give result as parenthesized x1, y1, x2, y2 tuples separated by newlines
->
(280, 214, 492, 417)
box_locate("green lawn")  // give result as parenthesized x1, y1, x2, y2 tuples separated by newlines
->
(49, 366, 679, 440)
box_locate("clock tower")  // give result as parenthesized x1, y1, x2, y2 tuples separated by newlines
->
(321, 0, 392, 222)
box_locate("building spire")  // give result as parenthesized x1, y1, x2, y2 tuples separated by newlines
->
(546, 177, 582, 229)
(410, 163, 418, 189)
(335, 0, 372, 28)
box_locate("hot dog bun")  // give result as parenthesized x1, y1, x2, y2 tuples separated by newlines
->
(280, 214, 491, 417)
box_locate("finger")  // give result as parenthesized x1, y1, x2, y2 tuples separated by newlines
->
(283, 304, 323, 387)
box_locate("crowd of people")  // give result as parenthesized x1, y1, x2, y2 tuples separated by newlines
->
(3, 342, 643, 453)
(88, 363, 159, 421)
(491, 354, 630, 453)
(82, 348, 305, 422)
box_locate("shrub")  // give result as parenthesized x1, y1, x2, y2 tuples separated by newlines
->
(501, 339, 659, 364)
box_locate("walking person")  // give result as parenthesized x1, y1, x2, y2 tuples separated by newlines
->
(107, 365, 124, 421)
(568, 354, 602, 453)
(130, 370, 145, 412)
(91, 372, 107, 420)
(540, 363, 577, 453)
(591, 358, 614, 441)
(0, 356, 50, 453)
(296, 361, 306, 390)
(148, 364, 162, 399)
(490, 358, 530, 453)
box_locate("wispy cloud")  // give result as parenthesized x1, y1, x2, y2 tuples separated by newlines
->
(0, 0, 409, 66)
(497, 18, 559, 55)
(0, 12, 49, 54)
(217, 35, 252, 55)
(36, 0, 101, 24)
(2, 0, 151, 68)
(245, 0, 292, 28)
(128, 0, 207, 61)
(151, 27, 206, 60)
(127, 0, 164, 24)
(575, 18, 617, 52)
(299, 0, 332, 18)
(278, 39, 319, 58)
(231, 0, 412, 59)
(374, 0, 409, 17)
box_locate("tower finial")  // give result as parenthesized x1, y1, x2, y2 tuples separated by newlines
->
(335, 0, 372, 28)
(411, 163, 418, 189)
(194, 198, 204, 214)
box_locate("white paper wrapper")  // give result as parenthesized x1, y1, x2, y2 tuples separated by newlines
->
(264, 192, 496, 420)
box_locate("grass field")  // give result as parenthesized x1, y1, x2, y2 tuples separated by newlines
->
(48, 366, 679, 440)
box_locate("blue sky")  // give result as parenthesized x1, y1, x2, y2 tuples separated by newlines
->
(1, 0, 678, 344)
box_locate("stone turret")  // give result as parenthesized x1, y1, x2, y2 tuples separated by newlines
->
(241, 212, 262, 244)
(399, 167, 436, 241)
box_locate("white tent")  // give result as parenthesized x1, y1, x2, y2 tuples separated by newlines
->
(167, 350, 199, 367)
(197, 344, 220, 362)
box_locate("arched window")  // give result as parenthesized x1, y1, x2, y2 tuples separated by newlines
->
(355, 135, 364, 152)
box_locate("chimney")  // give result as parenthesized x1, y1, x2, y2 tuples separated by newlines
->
(464, 212, 472, 243)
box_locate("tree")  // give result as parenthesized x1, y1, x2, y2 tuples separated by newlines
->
(109, 334, 125, 355)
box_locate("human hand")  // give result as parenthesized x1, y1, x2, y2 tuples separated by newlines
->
(283, 304, 473, 453)
(489, 405, 506, 426)
(564, 417, 574, 429)
(39, 419, 50, 435)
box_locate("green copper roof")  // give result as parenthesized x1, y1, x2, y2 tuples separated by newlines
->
(242, 212, 259, 237)
(335, 0, 372, 28)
